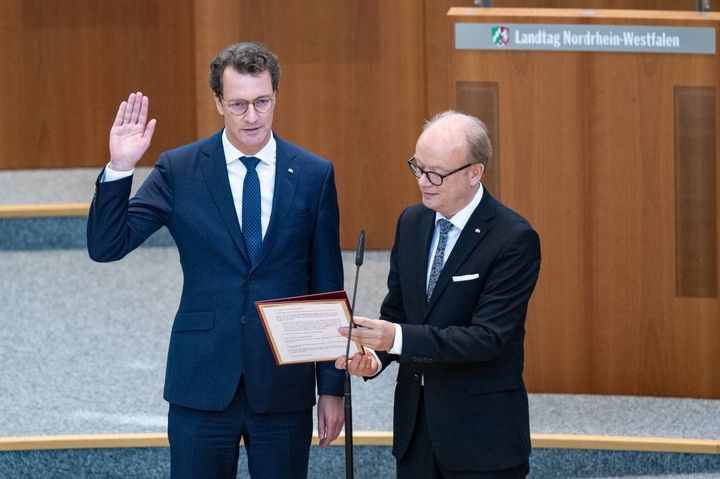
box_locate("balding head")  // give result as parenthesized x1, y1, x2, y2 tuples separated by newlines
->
(422, 111, 492, 168)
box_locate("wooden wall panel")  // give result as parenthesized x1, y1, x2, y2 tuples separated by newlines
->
(193, 1, 425, 249)
(456, 81, 501, 196)
(192, 0, 243, 141)
(426, 0, 478, 118)
(450, 9, 720, 398)
(453, 48, 595, 392)
(0, 0, 196, 170)
(674, 87, 718, 298)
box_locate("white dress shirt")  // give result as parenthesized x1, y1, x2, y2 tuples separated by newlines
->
(222, 130, 276, 238)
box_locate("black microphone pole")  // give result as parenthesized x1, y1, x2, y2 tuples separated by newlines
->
(344, 230, 365, 479)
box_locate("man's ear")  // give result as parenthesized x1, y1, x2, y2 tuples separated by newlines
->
(471, 163, 485, 185)
(213, 95, 224, 116)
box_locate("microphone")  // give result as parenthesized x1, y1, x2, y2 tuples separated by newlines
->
(344, 229, 365, 479)
(351, 230, 365, 313)
(346, 230, 365, 355)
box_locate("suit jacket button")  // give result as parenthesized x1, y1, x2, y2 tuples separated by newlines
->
(241, 315, 246, 324)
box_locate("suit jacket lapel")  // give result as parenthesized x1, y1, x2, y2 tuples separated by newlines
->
(199, 132, 250, 263)
(424, 192, 496, 316)
(407, 209, 436, 323)
(257, 136, 298, 267)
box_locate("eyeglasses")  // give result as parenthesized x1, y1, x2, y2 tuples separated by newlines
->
(407, 157, 473, 186)
(221, 95, 275, 116)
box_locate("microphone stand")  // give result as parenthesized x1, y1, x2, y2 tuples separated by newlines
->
(344, 230, 365, 479)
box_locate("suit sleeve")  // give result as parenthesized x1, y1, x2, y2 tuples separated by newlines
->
(310, 163, 345, 396)
(87, 153, 174, 262)
(400, 226, 541, 364)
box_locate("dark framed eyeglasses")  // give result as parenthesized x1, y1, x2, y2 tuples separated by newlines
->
(407, 157, 473, 186)
(221, 95, 275, 116)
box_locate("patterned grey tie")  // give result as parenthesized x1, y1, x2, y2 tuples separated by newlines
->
(426, 219, 453, 302)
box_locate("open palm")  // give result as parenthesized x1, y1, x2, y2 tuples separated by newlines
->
(109, 91, 157, 170)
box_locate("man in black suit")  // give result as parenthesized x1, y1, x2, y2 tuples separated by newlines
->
(337, 111, 541, 478)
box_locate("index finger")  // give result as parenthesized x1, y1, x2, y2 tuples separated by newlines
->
(346, 326, 372, 342)
(351, 316, 373, 328)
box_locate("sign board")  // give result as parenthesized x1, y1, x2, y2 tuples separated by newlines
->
(456, 23, 716, 54)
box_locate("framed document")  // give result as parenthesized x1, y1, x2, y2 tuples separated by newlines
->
(256, 291, 364, 366)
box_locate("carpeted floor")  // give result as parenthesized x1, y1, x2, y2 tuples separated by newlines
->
(1, 167, 719, 478)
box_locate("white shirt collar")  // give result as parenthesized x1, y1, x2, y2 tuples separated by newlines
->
(435, 183, 484, 231)
(221, 129, 277, 166)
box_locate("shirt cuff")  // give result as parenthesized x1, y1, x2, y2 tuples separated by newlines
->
(388, 323, 403, 355)
(366, 348, 383, 376)
(102, 163, 134, 182)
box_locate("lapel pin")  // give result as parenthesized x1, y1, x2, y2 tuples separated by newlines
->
(475, 228, 481, 233)
(288, 168, 294, 174)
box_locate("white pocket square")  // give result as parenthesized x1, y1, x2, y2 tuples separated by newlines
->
(452, 273, 479, 282)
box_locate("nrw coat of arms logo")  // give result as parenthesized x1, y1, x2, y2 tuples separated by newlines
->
(492, 26, 510, 46)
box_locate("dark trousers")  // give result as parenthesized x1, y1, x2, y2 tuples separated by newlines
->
(167, 378, 313, 479)
(397, 390, 529, 479)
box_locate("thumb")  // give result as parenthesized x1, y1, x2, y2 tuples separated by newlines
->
(334, 356, 347, 370)
(144, 118, 157, 139)
(317, 413, 327, 444)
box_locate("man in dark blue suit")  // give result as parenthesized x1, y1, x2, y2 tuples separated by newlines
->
(87, 42, 345, 478)
(337, 111, 540, 478)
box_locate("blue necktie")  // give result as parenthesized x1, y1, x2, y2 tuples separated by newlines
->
(241, 156, 262, 266)
(427, 219, 453, 302)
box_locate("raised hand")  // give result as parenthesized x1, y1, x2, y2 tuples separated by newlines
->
(109, 92, 157, 171)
